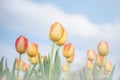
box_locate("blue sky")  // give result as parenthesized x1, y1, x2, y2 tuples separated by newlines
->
(0, 0, 120, 79)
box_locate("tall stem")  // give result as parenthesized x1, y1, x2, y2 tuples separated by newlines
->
(49, 42, 55, 80)
(17, 54, 22, 79)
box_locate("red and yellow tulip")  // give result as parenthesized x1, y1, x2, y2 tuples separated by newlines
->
(98, 41, 109, 56)
(63, 43, 74, 58)
(15, 35, 28, 54)
(27, 43, 38, 57)
(16, 59, 23, 70)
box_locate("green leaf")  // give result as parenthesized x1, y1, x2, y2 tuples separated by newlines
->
(108, 65, 115, 80)
(10, 58, 16, 80)
(93, 61, 99, 80)
(0, 56, 4, 72)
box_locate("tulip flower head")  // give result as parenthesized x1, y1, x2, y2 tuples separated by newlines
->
(63, 43, 74, 58)
(66, 52, 74, 63)
(87, 49, 96, 61)
(86, 60, 94, 70)
(27, 43, 38, 57)
(104, 61, 112, 75)
(56, 29, 68, 46)
(98, 41, 109, 56)
(49, 22, 64, 42)
(16, 59, 23, 70)
(28, 54, 38, 65)
(22, 63, 29, 71)
(62, 63, 69, 72)
(96, 54, 107, 68)
(15, 35, 28, 54)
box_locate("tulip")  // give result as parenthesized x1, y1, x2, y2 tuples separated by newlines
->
(87, 49, 96, 61)
(66, 52, 74, 63)
(15, 35, 28, 54)
(28, 54, 38, 65)
(98, 41, 109, 56)
(104, 61, 112, 75)
(61, 63, 69, 72)
(49, 22, 64, 42)
(27, 43, 38, 57)
(16, 59, 23, 70)
(96, 54, 107, 68)
(22, 63, 29, 71)
(56, 29, 68, 46)
(40, 55, 45, 65)
(86, 60, 94, 70)
(63, 43, 74, 58)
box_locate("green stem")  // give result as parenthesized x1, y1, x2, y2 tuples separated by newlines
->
(49, 42, 55, 80)
(17, 54, 22, 79)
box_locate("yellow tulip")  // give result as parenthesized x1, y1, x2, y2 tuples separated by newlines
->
(28, 54, 38, 65)
(27, 43, 38, 57)
(96, 54, 107, 68)
(104, 61, 112, 74)
(86, 60, 94, 70)
(63, 43, 74, 58)
(49, 22, 64, 42)
(56, 29, 68, 46)
(22, 63, 29, 72)
(61, 63, 69, 72)
(16, 59, 23, 70)
(87, 49, 96, 61)
(66, 52, 74, 63)
(15, 35, 28, 54)
(98, 41, 109, 56)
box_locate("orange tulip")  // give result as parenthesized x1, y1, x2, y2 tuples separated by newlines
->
(15, 35, 28, 54)
(66, 52, 74, 63)
(49, 22, 64, 42)
(87, 49, 96, 61)
(56, 29, 68, 46)
(27, 43, 38, 57)
(104, 61, 112, 75)
(28, 54, 38, 64)
(98, 41, 109, 56)
(86, 60, 94, 70)
(63, 43, 74, 58)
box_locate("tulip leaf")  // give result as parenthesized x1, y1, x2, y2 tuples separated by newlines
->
(10, 58, 16, 80)
(108, 65, 115, 80)
(0, 56, 4, 72)
(93, 61, 99, 80)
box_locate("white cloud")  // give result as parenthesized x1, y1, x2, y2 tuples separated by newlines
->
(0, 0, 120, 40)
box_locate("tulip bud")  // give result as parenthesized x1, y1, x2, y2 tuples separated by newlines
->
(62, 63, 69, 72)
(87, 49, 96, 61)
(86, 60, 94, 70)
(22, 63, 29, 71)
(28, 54, 38, 64)
(49, 22, 64, 42)
(16, 59, 23, 70)
(56, 30, 68, 46)
(66, 52, 74, 63)
(63, 43, 74, 58)
(40, 55, 45, 65)
(15, 35, 28, 54)
(98, 41, 109, 56)
(27, 43, 38, 57)
(104, 61, 112, 74)
(96, 54, 107, 68)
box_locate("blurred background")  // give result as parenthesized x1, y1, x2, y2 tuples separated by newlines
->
(0, 0, 120, 79)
